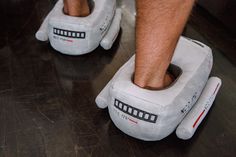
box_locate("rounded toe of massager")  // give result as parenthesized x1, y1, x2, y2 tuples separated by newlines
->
(50, 43, 95, 56)
(108, 80, 174, 141)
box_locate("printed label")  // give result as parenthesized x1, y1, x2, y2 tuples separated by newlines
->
(114, 99, 158, 123)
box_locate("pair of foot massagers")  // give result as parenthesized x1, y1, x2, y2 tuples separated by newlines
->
(36, 0, 222, 141)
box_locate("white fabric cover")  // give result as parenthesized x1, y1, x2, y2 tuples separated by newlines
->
(95, 36, 213, 141)
(36, 0, 122, 55)
(176, 77, 221, 140)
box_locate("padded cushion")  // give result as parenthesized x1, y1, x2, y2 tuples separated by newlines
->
(96, 36, 213, 141)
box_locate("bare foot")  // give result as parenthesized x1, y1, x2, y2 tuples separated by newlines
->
(63, 0, 90, 17)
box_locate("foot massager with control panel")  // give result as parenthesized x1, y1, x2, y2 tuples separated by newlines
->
(96, 36, 222, 141)
(35, 0, 122, 55)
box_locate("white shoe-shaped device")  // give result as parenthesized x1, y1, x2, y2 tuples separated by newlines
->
(95, 36, 222, 141)
(35, 0, 122, 55)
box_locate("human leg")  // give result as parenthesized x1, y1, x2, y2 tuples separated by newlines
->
(134, 0, 195, 89)
(63, 0, 90, 17)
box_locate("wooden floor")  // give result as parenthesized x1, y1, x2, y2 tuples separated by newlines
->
(0, 0, 235, 157)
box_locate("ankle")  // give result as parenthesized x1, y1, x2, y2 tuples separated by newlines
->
(63, 0, 90, 17)
(134, 72, 174, 90)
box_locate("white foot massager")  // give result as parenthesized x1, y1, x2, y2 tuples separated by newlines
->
(35, 0, 122, 55)
(95, 36, 222, 141)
